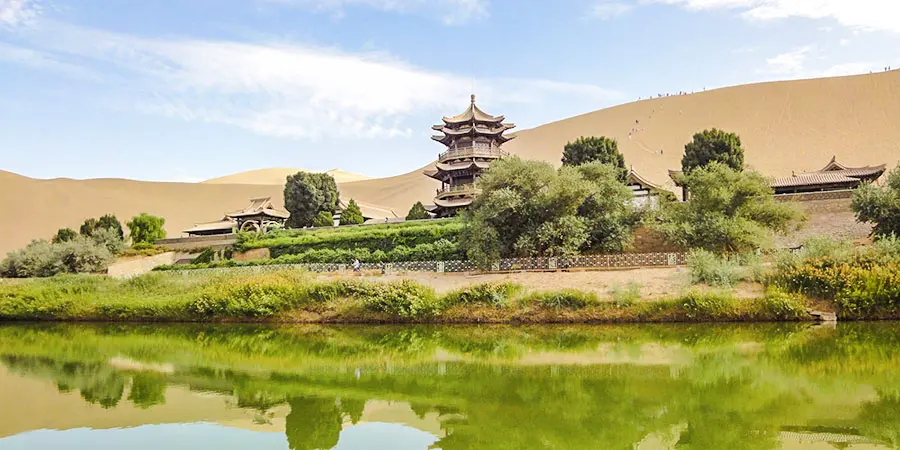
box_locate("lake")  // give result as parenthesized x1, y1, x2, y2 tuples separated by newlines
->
(0, 323, 897, 449)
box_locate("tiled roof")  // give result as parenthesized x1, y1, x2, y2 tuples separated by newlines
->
(184, 219, 236, 234)
(771, 173, 860, 188)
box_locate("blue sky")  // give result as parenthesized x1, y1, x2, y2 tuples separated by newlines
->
(1, 0, 898, 181)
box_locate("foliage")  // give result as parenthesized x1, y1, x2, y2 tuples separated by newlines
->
(192, 248, 217, 264)
(312, 211, 335, 228)
(240, 220, 462, 256)
(0, 237, 114, 278)
(97, 214, 125, 240)
(651, 162, 801, 253)
(461, 157, 635, 267)
(79, 218, 98, 237)
(852, 166, 900, 238)
(686, 249, 764, 287)
(757, 287, 807, 320)
(442, 283, 522, 308)
(52, 228, 78, 244)
(126, 213, 166, 245)
(406, 201, 431, 221)
(609, 282, 641, 307)
(157, 239, 464, 270)
(527, 289, 598, 309)
(284, 172, 339, 228)
(679, 290, 737, 320)
(574, 162, 640, 252)
(339, 199, 364, 225)
(90, 227, 126, 255)
(561, 136, 627, 181)
(361, 280, 441, 318)
(681, 128, 745, 174)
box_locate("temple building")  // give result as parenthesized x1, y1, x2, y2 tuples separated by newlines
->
(626, 167, 668, 207)
(424, 95, 516, 217)
(183, 197, 289, 237)
(668, 156, 885, 199)
(771, 157, 886, 195)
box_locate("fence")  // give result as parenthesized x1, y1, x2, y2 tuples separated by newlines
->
(165, 252, 686, 276)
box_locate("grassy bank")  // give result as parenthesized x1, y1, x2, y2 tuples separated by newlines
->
(0, 270, 815, 323)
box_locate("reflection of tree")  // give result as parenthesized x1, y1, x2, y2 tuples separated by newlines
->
(339, 397, 366, 425)
(80, 374, 126, 408)
(129, 373, 167, 409)
(285, 397, 342, 450)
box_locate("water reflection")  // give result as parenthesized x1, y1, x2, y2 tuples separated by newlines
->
(0, 323, 898, 449)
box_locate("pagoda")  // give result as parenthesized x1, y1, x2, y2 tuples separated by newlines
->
(424, 95, 516, 217)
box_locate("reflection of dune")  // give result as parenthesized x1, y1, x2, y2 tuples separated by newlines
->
(3, 71, 900, 254)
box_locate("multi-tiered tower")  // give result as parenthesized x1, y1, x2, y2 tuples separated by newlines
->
(424, 95, 516, 217)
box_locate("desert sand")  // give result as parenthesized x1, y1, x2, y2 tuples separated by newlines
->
(202, 168, 371, 185)
(2, 71, 899, 255)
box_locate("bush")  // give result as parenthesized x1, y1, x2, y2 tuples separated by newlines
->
(528, 290, 598, 309)
(361, 280, 440, 318)
(679, 290, 736, 319)
(340, 199, 364, 225)
(406, 202, 431, 221)
(756, 287, 807, 320)
(851, 166, 900, 238)
(52, 228, 78, 244)
(609, 282, 641, 307)
(443, 283, 522, 308)
(686, 249, 764, 287)
(90, 227, 126, 255)
(0, 237, 114, 278)
(312, 211, 335, 227)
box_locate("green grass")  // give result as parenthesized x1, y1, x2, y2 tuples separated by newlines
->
(0, 270, 855, 323)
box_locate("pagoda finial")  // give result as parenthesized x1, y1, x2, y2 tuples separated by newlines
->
(471, 94, 476, 104)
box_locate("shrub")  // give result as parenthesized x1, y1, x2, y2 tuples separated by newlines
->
(361, 280, 440, 318)
(443, 283, 522, 308)
(528, 289, 598, 309)
(609, 282, 642, 307)
(340, 199, 365, 225)
(0, 237, 113, 278)
(851, 166, 900, 238)
(52, 228, 78, 244)
(686, 249, 762, 287)
(561, 136, 627, 181)
(679, 290, 736, 319)
(681, 128, 744, 174)
(406, 202, 431, 221)
(90, 227, 126, 255)
(284, 172, 339, 228)
(312, 211, 335, 227)
(756, 287, 807, 320)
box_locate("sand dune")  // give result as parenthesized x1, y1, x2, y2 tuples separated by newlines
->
(202, 168, 371, 185)
(2, 71, 899, 255)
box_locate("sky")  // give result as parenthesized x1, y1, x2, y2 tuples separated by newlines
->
(1, 0, 898, 182)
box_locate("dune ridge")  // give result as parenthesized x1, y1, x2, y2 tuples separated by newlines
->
(2, 71, 899, 255)
(202, 168, 371, 185)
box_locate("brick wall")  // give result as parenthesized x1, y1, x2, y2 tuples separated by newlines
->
(776, 195, 873, 248)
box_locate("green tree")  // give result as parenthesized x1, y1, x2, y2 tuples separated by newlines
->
(127, 213, 167, 245)
(406, 201, 431, 220)
(561, 136, 627, 181)
(574, 162, 640, 251)
(461, 157, 635, 267)
(681, 128, 745, 174)
(284, 172, 340, 228)
(128, 373, 167, 409)
(79, 218, 98, 237)
(97, 214, 124, 240)
(285, 397, 342, 450)
(52, 228, 78, 244)
(312, 210, 335, 227)
(339, 199, 365, 225)
(652, 162, 800, 253)
(852, 167, 900, 238)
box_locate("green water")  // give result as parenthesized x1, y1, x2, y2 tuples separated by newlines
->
(0, 323, 897, 449)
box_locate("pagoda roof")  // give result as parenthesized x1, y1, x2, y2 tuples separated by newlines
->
(225, 197, 290, 219)
(442, 95, 506, 124)
(771, 172, 861, 189)
(627, 168, 664, 191)
(184, 219, 237, 235)
(807, 156, 886, 178)
(432, 197, 474, 208)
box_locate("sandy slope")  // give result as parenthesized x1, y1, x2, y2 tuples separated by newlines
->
(2, 71, 899, 255)
(202, 168, 371, 185)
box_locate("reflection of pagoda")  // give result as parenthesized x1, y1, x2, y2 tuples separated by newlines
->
(424, 95, 516, 217)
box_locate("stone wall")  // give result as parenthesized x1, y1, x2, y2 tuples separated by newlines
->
(233, 248, 270, 261)
(107, 252, 178, 278)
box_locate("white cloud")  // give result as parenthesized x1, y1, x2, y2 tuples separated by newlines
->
(819, 62, 879, 77)
(839, 38, 850, 46)
(765, 45, 814, 75)
(0, 0, 41, 27)
(263, 0, 489, 25)
(9, 21, 618, 139)
(645, 0, 900, 34)
(590, 1, 634, 20)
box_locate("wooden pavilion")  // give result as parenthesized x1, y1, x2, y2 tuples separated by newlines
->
(184, 197, 289, 237)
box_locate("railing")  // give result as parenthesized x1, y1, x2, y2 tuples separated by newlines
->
(436, 184, 479, 198)
(438, 145, 505, 162)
